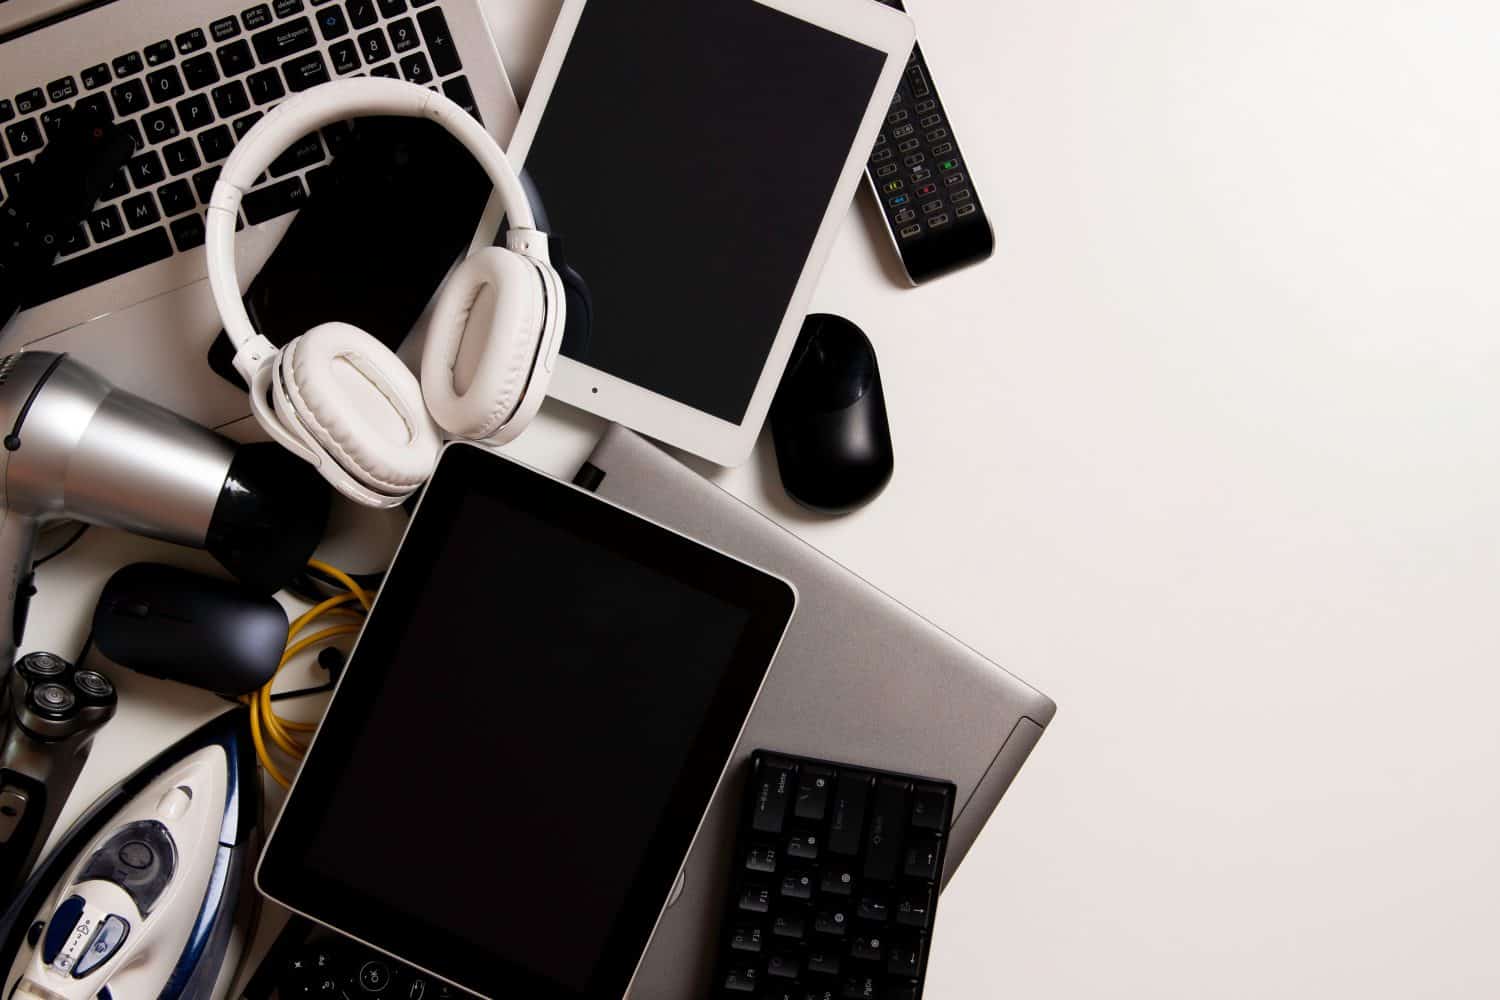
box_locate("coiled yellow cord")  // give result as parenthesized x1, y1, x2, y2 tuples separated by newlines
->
(246, 559, 375, 788)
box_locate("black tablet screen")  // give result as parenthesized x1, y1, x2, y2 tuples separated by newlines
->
(264, 446, 794, 999)
(521, 0, 887, 423)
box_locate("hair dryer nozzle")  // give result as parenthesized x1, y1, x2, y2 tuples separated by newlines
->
(206, 443, 331, 595)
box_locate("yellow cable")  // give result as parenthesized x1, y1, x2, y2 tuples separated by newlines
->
(247, 561, 375, 789)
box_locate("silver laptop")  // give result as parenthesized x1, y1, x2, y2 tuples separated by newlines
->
(580, 425, 1057, 999)
(0, 0, 523, 429)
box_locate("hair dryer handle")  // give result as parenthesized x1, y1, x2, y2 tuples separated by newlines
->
(0, 512, 39, 673)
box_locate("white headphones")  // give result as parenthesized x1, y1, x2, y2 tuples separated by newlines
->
(205, 78, 564, 508)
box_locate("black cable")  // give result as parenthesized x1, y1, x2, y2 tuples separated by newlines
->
(32, 523, 90, 568)
(269, 682, 335, 702)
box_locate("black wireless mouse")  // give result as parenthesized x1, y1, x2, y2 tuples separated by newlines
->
(90, 563, 289, 697)
(770, 314, 894, 514)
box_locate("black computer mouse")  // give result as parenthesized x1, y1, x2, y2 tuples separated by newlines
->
(90, 563, 289, 697)
(770, 314, 894, 514)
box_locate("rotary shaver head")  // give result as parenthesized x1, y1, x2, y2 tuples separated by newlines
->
(9, 653, 116, 741)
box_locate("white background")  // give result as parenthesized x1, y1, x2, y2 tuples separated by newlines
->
(26, 1, 1500, 997)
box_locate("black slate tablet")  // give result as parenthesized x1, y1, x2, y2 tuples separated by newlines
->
(257, 443, 796, 1000)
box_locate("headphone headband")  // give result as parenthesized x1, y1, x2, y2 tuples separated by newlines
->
(205, 78, 540, 378)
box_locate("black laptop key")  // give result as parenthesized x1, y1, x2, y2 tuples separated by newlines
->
(218, 40, 255, 77)
(388, 17, 418, 53)
(440, 76, 480, 124)
(780, 870, 813, 900)
(253, 17, 315, 62)
(0, 100, 13, 124)
(199, 125, 234, 163)
(157, 179, 195, 216)
(183, 54, 221, 91)
(87, 205, 124, 242)
(192, 166, 222, 204)
(416, 8, 459, 76)
(358, 29, 391, 64)
(820, 862, 855, 896)
(58, 223, 87, 255)
(142, 108, 179, 144)
(1, 162, 32, 195)
(246, 69, 284, 105)
(147, 66, 185, 103)
(112, 79, 148, 116)
(346, 0, 377, 29)
(377, 0, 406, 15)
(74, 94, 111, 120)
(786, 832, 819, 862)
(81, 65, 111, 90)
(770, 910, 805, 941)
(856, 893, 889, 922)
(745, 844, 777, 874)
(177, 95, 214, 132)
(127, 151, 165, 188)
(275, 0, 305, 16)
(24, 229, 172, 306)
(751, 756, 795, 834)
(232, 112, 263, 140)
(39, 109, 72, 144)
(814, 907, 849, 937)
(318, 5, 349, 39)
(841, 976, 878, 1000)
(242, 175, 307, 222)
(212, 16, 242, 41)
(398, 52, 431, 85)
(170, 213, 206, 250)
(14, 90, 44, 116)
(144, 39, 175, 66)
(243, 4, 272, 29)
(828, 771, 872, 856)
(164, 138, 202, 176)
(112, 53, 144, 78)
(808, 947, 841, 977)
(283, 52, 329, 92)
(737, 883, 770, 914)
(101, 168, 130, 201)
(370, 63, 398, 79)
(122, 194, 160, 229)
(176, 29, 208, 54)
(887, 984, 919, 1000)
(213, 80, 252, 118)
(330, 41, 359, 75)
(862, 779, 910, 882)
(887, 937, 924, 979)
(4, 119, 43, 157)
(47, 78, 78, 103)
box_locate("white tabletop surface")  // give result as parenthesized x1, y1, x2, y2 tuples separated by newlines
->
(20, 1, 1500, 997)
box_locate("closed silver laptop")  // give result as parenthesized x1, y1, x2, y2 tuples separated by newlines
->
(580, 424, 1056, 999)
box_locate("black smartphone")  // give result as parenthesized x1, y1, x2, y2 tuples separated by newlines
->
(207, 117, 491, 389)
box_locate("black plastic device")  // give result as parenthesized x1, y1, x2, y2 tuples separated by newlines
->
(0, 107, 135, 329)
(769, 314, 894, 515)
(206, 117, 490, 389)
(0, 652, 117, 896)
(90, 562, 289, 697)
(710, 750, 955, 1000)
(863, 0, 993, 283)
(241, 915, 466, 1000)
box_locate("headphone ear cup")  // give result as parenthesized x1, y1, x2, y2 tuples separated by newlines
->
(422, 247, 548, 441)
(281, 322, 442, 497)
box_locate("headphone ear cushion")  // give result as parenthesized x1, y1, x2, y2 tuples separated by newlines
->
(281, 322, 442, 495)
(422, 247, 547, 441)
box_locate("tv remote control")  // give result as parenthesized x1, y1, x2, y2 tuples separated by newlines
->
(864, 2, 993, 284)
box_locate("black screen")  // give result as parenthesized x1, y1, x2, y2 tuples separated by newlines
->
(523, 0, 887, 423)
(273, 448, 795, 998)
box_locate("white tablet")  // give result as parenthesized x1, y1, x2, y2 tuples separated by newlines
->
(499, 0, 914, 465)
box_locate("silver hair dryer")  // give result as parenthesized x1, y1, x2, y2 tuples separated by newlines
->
(0, 352, 330, 667)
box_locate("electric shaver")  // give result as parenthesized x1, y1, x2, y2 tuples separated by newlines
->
(0, 652, 117, 895)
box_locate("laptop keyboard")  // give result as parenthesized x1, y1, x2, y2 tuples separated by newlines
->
(0, 0, 481, 311)
(713, 751, 956, 1000)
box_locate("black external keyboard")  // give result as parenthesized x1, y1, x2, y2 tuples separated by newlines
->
(712, 751, 956, 1000)
(0, 0, 481, 312)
